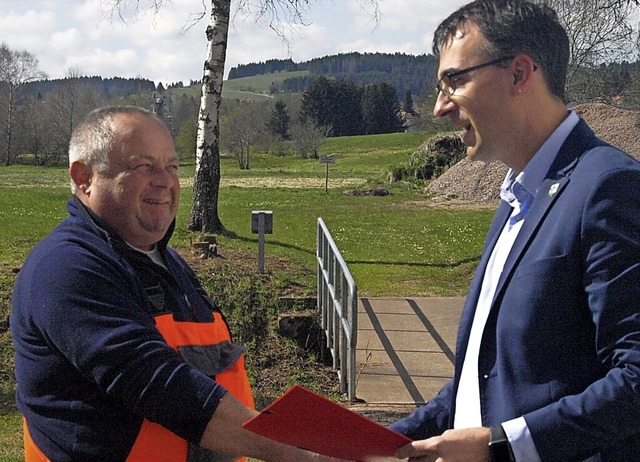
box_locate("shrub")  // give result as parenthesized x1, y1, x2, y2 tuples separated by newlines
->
(196, 259, 281, 352)
(389, 133, 466, 182)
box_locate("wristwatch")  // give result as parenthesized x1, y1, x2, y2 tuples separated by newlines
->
(488, 425, 515, 462)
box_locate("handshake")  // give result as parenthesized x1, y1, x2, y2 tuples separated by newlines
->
(244, 385, 493, 462)
(243, 385, 411, 461)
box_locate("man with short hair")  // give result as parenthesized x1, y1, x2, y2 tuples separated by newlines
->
(391, 1, 640, 461)
(11, 106, 345, 462)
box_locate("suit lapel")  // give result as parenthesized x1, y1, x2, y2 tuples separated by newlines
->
(492, 176, 570, 299)
(491, 119, 603, 308)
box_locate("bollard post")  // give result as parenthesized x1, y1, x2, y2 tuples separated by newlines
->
(251, 211, 273, 273)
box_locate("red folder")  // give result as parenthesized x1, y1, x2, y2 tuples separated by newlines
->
(242, 385, 412, 461)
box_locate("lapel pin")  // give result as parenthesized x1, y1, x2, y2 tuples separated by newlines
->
(549, 183, 560, 197)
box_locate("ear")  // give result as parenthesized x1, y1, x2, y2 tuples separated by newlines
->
(511, 54, 537, 94)
(69, 161, 93, 196)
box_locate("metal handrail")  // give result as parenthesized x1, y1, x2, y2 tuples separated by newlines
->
(316, 218, 358, 400)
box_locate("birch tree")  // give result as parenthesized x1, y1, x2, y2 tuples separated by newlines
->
(190, 0, 229, 232)
(105, 0, 380, 233)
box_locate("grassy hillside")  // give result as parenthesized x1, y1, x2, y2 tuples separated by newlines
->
(166, 70, 311, 102)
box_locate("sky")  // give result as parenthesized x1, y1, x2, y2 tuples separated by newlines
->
(1, 0, 468, 85)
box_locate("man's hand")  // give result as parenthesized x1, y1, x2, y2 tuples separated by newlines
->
(200, 393, 354, 461)
(394, 427, 490, 462)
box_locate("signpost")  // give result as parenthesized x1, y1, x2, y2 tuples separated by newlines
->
(251, 210, 273, 273)
(319, 154, 336, 193)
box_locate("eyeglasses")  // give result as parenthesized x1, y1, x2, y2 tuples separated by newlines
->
(436, 56, 514, 97)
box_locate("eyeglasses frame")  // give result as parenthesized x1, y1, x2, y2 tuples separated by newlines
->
(436, 56, 515, 97)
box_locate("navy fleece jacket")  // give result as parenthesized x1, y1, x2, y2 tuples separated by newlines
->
(11, 197, 228, 461)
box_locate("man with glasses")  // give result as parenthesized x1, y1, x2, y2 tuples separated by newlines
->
(390, 1, 640, 461)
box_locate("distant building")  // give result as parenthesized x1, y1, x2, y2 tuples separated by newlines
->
(151, 95, 175, 135)
(401, 110, 422, 132)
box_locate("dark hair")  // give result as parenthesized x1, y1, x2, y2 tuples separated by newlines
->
(433, 0, 569, 101)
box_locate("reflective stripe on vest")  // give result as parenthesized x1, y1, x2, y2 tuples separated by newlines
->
(24, 312, 254, 462)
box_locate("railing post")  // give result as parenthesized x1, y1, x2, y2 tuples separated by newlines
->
(316, 218, 358, 401)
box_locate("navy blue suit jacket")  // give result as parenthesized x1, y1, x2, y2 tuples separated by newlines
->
(390, 120, 640, 461)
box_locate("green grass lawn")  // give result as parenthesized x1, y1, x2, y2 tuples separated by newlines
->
(0, 130, 496, 458)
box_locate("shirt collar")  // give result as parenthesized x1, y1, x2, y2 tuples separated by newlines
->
(500, 110, 580, 206)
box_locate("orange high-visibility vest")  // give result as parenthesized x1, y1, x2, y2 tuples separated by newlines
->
(24, 312, 254, 462)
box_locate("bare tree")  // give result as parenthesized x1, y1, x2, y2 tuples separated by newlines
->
(291, 119, 331, 159)
(45, 68, 99, 165)
(104, 0, 380, 234)
(20, 95, 57, 166)
(0, 43, 47, 166)
(542, 0, 639, 102)
(607, 0, 640, 6)
(221, 101, 269, 169)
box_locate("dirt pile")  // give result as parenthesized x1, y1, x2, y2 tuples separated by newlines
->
(426, 103, 640, 202)
(574, 103, 640, 159)
(427, 158, 508, 202)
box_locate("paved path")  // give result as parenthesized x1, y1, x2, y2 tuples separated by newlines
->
(354, 297, 465, 405)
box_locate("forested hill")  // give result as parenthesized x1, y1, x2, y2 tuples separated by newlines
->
(24, 76, 156, 99)
(21, 53, 438, 100)
(227, 52, 439, 97)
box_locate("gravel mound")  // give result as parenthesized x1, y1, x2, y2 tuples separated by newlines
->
(426, 103, 640, 202)
(427, 157, 508, 202)
(573, 103, 640, 159)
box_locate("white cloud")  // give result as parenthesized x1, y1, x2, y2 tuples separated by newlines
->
(49, 28, 84, 51)
(66, 48, 139, 77)
(0, 10, 58, 51)
(2, 0, 468, 84)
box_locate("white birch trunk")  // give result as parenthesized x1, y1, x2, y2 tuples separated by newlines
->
(188, 0, 230, 232)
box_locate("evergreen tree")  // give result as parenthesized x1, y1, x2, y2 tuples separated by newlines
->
(299, 75, 334, 129)
(362, 82, 404, 135)
(403, 89, 415, 114)
(175, 118, 198, 161)
(266, 100, 291, 140)
(300, 77, 364, 136)
(332, 80, 363, 136)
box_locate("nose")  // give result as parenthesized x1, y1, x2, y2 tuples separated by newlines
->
(433, 91, 456, 119)
(150, 166, 177, 188)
